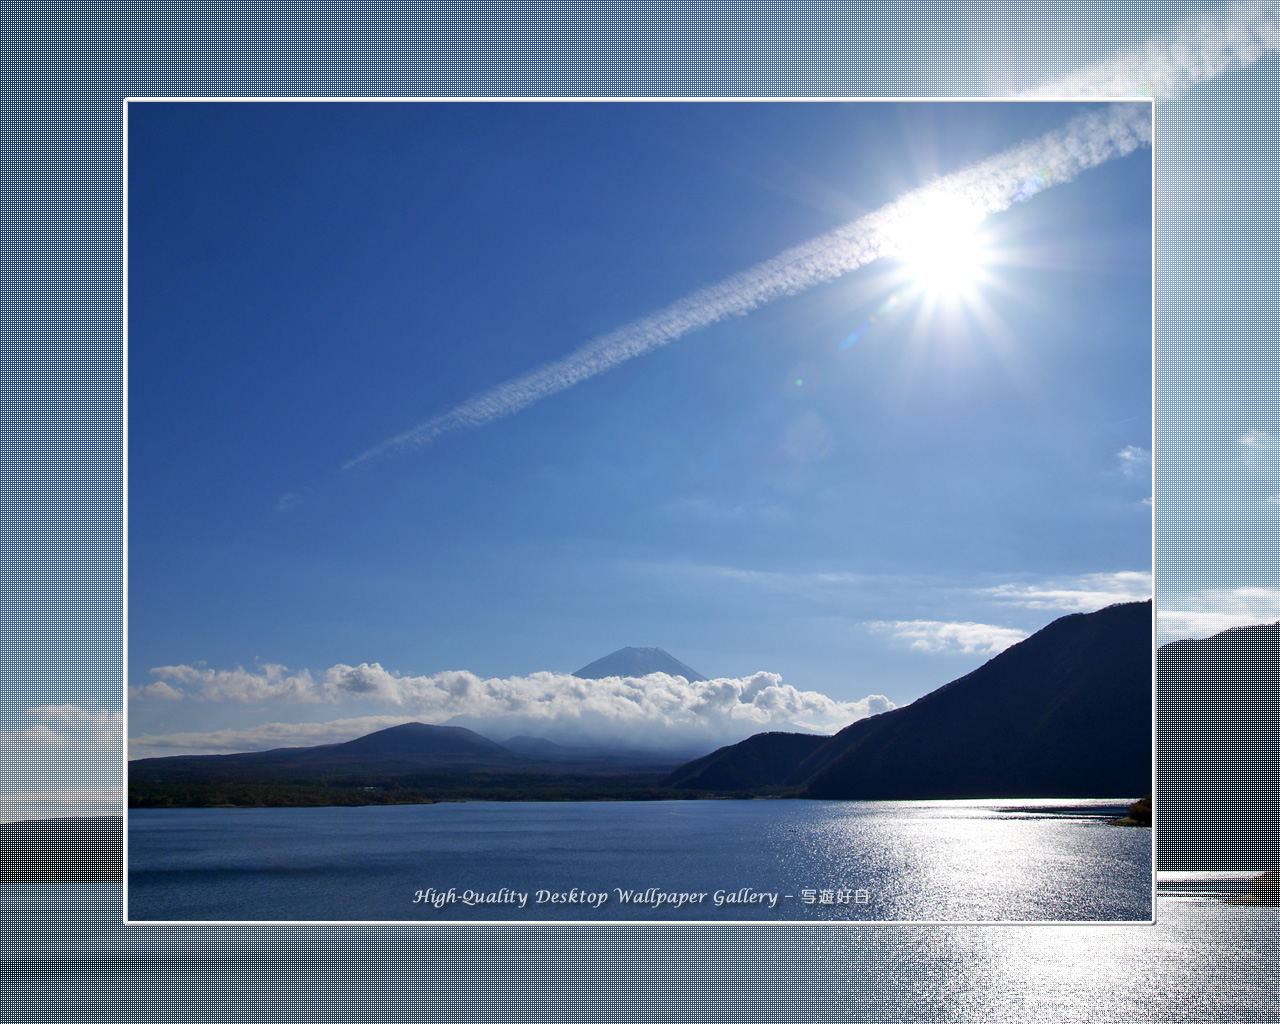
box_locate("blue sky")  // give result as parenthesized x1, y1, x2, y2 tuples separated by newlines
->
(0, 0, 1273, 850)
(125, 100, 1151, 756)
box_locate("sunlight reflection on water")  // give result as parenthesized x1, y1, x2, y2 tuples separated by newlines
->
(128, 800, 1150, 922)
(795, 900, 1275, 1023)
(783, 800, 1150, 920)
(3, 888, 1276, 1022)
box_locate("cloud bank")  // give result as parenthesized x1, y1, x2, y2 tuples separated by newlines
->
(345, 103, 1151, 469)
(132, 663, 894, 755)
(866, 620, 1030, 655)
(135, 663, 323, 703)
(1, 705, 122, 750)
(1, 706, 123, 823)
(864, 571, 1155, 656)
(1158, 586, 1280, 644)
(984, 571, 1153, 613)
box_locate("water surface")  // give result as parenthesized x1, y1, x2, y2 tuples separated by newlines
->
(2, 884, 1274, 1023)
(127, 798, 1151, 922)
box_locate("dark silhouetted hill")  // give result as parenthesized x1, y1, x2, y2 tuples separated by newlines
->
(294, 722, 514, 767)
(130, 722, 523, 781)
(128, 721, 697, 807)
(1, 816, 122, 882)
(665, 732, 830, 792)
(664, 601, 1152, 800)
(802, 600, 1151, 798)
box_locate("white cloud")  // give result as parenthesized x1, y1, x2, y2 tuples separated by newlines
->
(1, 708, 124, 823)
(859, 572, 1153, 654)
(866, 620, 1029, 655)
(2, 706, 124, 750)
(1238, 428, 1278, 452)
(322, 664, 892, 748)
(1117, 444, 1151, 478)
(130, 663, 896, 755)
(137, 663, 324, 703)
(29, 705, 121, 730)
(1, 723, 67, 748)
(1237, 429, 1280, 470)
(128, 679, 184, 700)
(1157, 587, 1280, 644)
(983, 571, 1153, 613)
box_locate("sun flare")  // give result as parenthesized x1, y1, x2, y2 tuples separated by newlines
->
(890, 194, 991, 300)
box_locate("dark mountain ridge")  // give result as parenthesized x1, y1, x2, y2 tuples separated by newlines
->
(1158, 620, 1280, 870)
(667, 600, 1153, 800)
(129, 720, 695, 806)
(1, 816, 122, 882)
(664, 731, 830, 792)
(299, 722, 513, 766)
(128, 718, 697, 808)
(129, 722, 526, 781)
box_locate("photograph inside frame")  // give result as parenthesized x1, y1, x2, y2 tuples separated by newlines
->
(123, 99, 1154, 924)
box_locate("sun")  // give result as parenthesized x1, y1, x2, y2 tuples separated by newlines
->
(888, 194, 991, 301)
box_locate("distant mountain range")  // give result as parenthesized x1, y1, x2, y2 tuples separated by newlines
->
(127, 718, 700, 807)
(129, 610, 1153, 807)
(129, 720, 686, 783)
(668, 600, 1153, 800)
(115, 610, 1280, 871)
(130, 647, 718, 807)
(573, 646, 709, 682)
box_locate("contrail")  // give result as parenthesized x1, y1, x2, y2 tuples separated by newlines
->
(1022, 2, 1280, 100)
(344, 103, 1151, 471)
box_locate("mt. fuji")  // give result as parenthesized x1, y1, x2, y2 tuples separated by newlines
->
(573, 647, 709, 683)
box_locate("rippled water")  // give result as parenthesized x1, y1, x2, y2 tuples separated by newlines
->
(127, 799, 1151, 922)
(1155, 870, 1261, 900)
(4, 885, 1276, 1023)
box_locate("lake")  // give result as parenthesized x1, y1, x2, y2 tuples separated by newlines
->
(126, 798, 1152, 922)
(2, 883, 1275, 1023)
